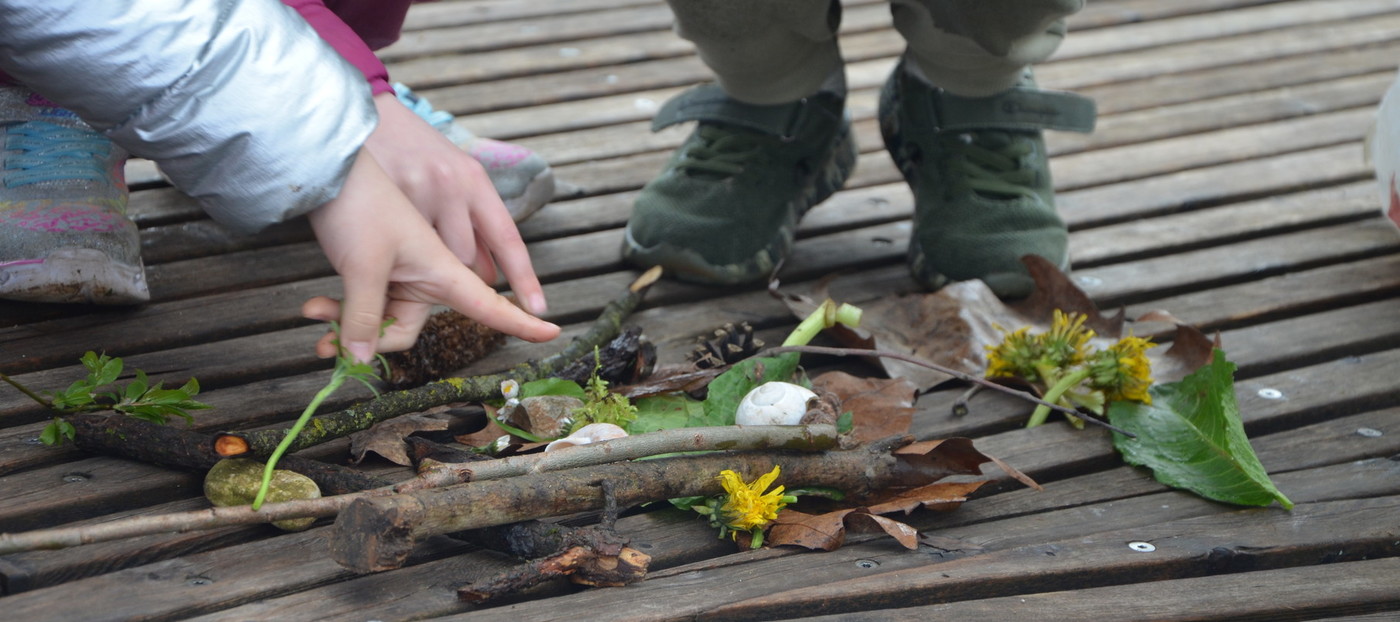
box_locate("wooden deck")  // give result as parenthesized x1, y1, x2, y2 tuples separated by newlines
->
(3, 0, 1400, 619)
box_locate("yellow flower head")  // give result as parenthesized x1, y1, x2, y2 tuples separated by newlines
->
(1088, 335, 1154, 404)
(717, 465, 790, 535)
(1042, 310, 1095, 367)
(985, 325, 1040, 380)
(986, 310, 1095, 381)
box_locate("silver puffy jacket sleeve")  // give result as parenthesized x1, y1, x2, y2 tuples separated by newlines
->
(0, 0, 378, 234)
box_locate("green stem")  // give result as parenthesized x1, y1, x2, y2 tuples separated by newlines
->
(1026, 368, 1091, 428)
(782, 300, 862, 347)
(252, 370, 348, 510)
(1, 371, 56, 411)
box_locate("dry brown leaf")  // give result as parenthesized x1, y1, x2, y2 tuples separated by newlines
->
(768, 509, 850, 551)
(848, 513, 919, 550)
(811, 371, 917, 443)
(349, 413, 451, 466)
(864, 480, 989, 515)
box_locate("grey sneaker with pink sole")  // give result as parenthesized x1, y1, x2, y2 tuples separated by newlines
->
(0, 86, 148, 304)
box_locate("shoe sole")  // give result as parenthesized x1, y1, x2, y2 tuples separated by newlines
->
(503, 167, 556, 223)
(622, 118, 859, 285)
(0, 247, 150, 304)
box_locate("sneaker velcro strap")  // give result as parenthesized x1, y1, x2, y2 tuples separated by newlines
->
(652, 84, 844, 138)
(917, 85, 1096, 134)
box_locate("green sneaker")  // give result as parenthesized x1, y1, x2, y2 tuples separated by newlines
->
(623, 84, 857, 285)
(879, 60, 1095, 298)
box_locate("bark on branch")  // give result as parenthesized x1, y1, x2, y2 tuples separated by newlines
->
(0, 423, 836, 555)
(329, 434, 981, 573)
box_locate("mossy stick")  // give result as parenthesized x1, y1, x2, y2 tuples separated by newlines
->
(215, 267, 663, 458)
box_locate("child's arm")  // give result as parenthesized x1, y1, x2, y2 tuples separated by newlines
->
(0, 0, 376, 234)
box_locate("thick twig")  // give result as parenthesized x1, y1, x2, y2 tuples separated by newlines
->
(68, 412, 388, 495)
(0, 423, 833, 555)
(328, 434, 998, 573)
(214, 267, 663, 458)
(763, 345, 1136, 437)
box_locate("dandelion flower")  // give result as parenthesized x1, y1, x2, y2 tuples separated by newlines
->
(717, 465, 790, 535)
(1042, 310, 1095, 367)
(1089, 335, 1154, 404)
(986, 326, 1043, 380)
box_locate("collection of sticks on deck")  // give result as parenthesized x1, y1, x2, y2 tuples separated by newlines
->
(2, 1, 1400, 620)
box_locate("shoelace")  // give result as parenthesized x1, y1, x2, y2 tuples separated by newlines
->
(394, 84, 455, 131)
(676, 124, 764, 178)
(3, 121, 111, 188)
(949, 131, 1038, 200)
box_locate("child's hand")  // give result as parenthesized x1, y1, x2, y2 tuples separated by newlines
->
(363, 92, 544, 312)
(304, 149, 560, 362)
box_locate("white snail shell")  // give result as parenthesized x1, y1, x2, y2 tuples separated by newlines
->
(735, 382, 816, 426)
(544, 422, 629, 452)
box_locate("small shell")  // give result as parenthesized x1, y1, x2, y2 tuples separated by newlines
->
(735, 382, 817, 426)
(545, 422, 629, 452)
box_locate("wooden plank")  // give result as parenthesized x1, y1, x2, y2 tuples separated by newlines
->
(442, 494, 1400, 621)
(59, 405, 1400, 621)
(0, 457, 201, 533)
(792, 558, 1400, 622)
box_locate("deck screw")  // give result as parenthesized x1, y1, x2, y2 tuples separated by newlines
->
(1256, 388, 1284, 399)
(186, 575, 214, 586)
(1356, 427, 1383, 438)
(855, 559, 880, 569)
(23, 437, 43, 445)
(1128, 541, 1155, 552)
(61, 472, 90, 483)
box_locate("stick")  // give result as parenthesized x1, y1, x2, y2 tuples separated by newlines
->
(329, 434, 999, 573)
(0, 423, 834, 555)
(214, 267, 663, 458)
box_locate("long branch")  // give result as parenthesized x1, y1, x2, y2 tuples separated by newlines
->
(332, 436, 922, 573)
(0, 423, 835, 555)
(214, 267, 663, 458)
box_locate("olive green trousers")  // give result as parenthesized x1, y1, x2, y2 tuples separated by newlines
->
(665, 0, 1084, 103)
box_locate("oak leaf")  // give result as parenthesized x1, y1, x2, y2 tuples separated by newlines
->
(349, 413, 451, 466)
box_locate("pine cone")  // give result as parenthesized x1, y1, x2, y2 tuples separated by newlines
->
(382, 310, 507, 389)
(687, 322, 764, 369)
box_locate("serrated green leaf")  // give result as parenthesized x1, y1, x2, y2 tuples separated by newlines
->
(701, 353, 800, 426)
(1108, 350, 1292, 509)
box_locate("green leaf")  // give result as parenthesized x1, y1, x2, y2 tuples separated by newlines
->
(701, 353, 800, 426)
(40, 420, 60, 445)
(86, 352, 122, 387)
(521, 377, 586, 400)
(1108, 350, 1293, 509)
(628, 394, 712, 434)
